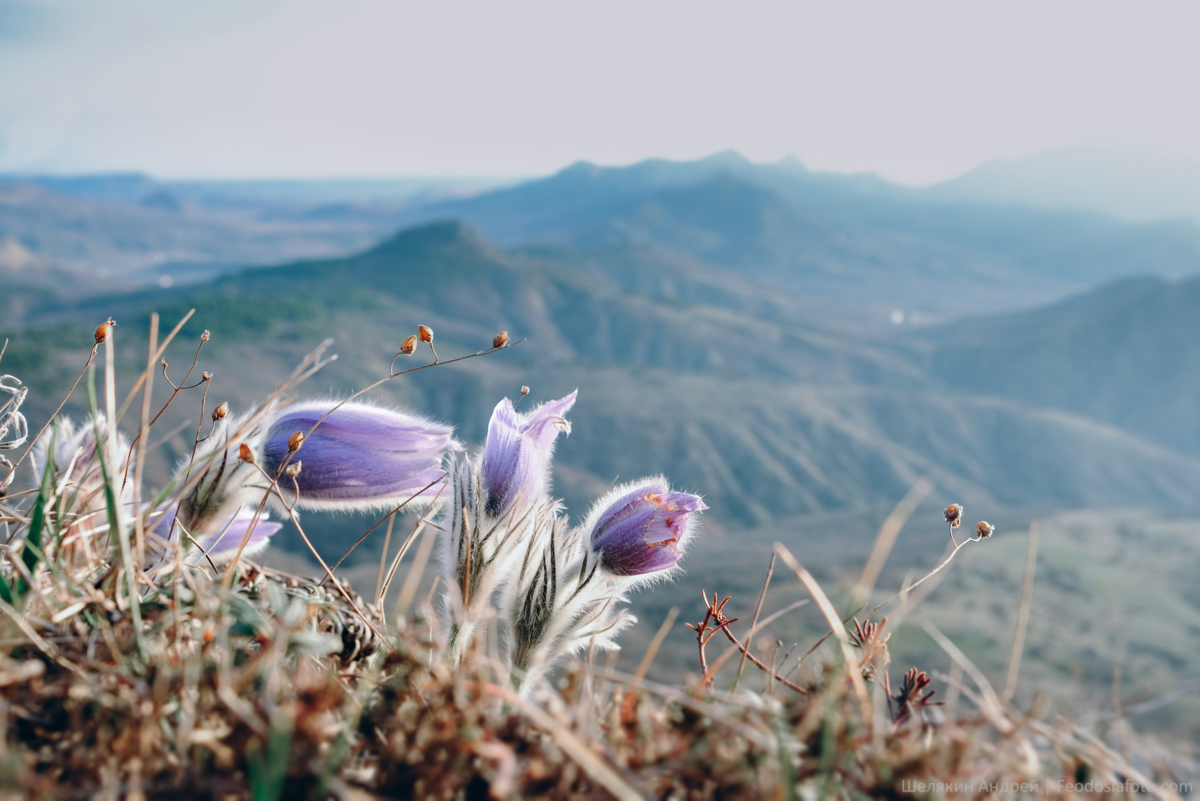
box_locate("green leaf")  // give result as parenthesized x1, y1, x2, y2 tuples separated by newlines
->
(17, 430, 57, 595)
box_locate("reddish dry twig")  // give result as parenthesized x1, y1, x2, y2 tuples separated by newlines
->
(685, 590, 735, 686)
(691, 590, 808, 695)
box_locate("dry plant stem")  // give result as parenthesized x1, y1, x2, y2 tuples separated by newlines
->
(283, 340, 522, 479)
(849, 476, 935, 611)
(1, 345, 98, 487)
(373, 511, 397, 607)
(394, 514, 438, 619)
(132, 314, 159, 573)
(717, 624, 807, 694)
(320, 475, 444, 584)
(687, 591, 733, 687)
(861, 534, 982, 625)
(103, 334, 146, 653)
(633, 607, 679, 682)
(1002, 522, 1040, 703)
(251, 472, 385, 641)
(923, 621, 1012, 734)
(112, 308, 195, 425)
(120, 322, 206, 491)
(773, 544, 870, 715)
(166, 378, 213, 547)
(380, 490, 445, 605)
(461, 506, 473, 609)
(734, 552, 775, 692)
(701, 599, 809, 687)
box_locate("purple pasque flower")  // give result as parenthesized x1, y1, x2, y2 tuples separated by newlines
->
(260, 401, 461, 511)
(588, 477, 707, 577)
(481, 390, 577, 516)
(149, 502, 282, 564)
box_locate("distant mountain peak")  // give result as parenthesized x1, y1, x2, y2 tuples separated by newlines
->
(368, 219, 496, 258)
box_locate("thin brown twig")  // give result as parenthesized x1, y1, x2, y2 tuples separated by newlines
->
(734, 552, 774, 692)
(373, 511, 397, 608)
(319, 475, 444, 585)
(273, 340, 522, 482)
(380, 490, 445, 605)
(121, 332, 209, 491)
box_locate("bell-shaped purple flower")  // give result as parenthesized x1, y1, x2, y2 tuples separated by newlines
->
(149, 502, 282, 564)
(481, 390, 577, 515)
(587, 478, 707, 577)
(260, 401, 461, 511)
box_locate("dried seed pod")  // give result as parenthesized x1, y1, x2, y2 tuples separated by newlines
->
(493, 330, 509, 348)
(200, 330, 211, 343)
(288, 430, 305, 451)
(943, 503, 963, 529)
(201, 371, 213, 381)
(239, 443, 255, 464)
(520, 386, 530, 397)
(975, 521, 994, 539)
(285, 461, 302, 478)
(94, 318, 116, 344)
(418, 325, 433, 343)
(212, 402, 229, 421)
(400, 335, 418, 355)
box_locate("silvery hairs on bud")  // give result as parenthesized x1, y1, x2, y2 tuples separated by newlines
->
(507, 515, 635, 691)
(437, 453, 557, 657)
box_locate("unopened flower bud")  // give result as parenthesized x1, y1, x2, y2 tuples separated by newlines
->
(493, 331, 509, 349)
(400, 335, 418, 355)
(285, 461, 302, 478)
(94, 318, 116, 344)
(944, 503, 963, 529)
(482, 391, 576, 515)
(975, 521, 994, 539)
(200, 330, 211, 343)
(288, 430, 304, 451)
(418, 325, 433, 343)
(212, 402, 228, 422)
(588, 478, 707, 577)
(239, 443, 255, 464)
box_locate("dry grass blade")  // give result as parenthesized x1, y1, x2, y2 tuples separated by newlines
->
(633, 606, 679, 682)
(373, 511, 397, 607)
(394, 512, 438, 618)
(734, 552, 774, 692)
(1002, 521, 1039, 703)
(923, 621, 1013, 734)
(773, 543, 870, 713)
(849, 476, 934, 611)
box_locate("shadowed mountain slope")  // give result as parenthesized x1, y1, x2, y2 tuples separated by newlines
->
(394, 153, 1200, 318)
(924, 274, 1200, 457)
(12, 220, 1200, 529)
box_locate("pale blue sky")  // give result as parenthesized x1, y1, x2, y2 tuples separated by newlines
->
(2, 0, 1199, 183)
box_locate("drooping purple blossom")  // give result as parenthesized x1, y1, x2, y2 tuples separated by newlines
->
(588, 478, 707, 577)
(260, 401, 461, 511)
(480, 391, 576, 515)
(150, 502, 282, 563)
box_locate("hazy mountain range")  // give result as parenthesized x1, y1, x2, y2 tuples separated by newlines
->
(6, 152, 1200, 524)
(6, 151, 1200, 734)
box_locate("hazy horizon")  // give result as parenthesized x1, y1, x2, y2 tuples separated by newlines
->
(5, 1, 1200, 185)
